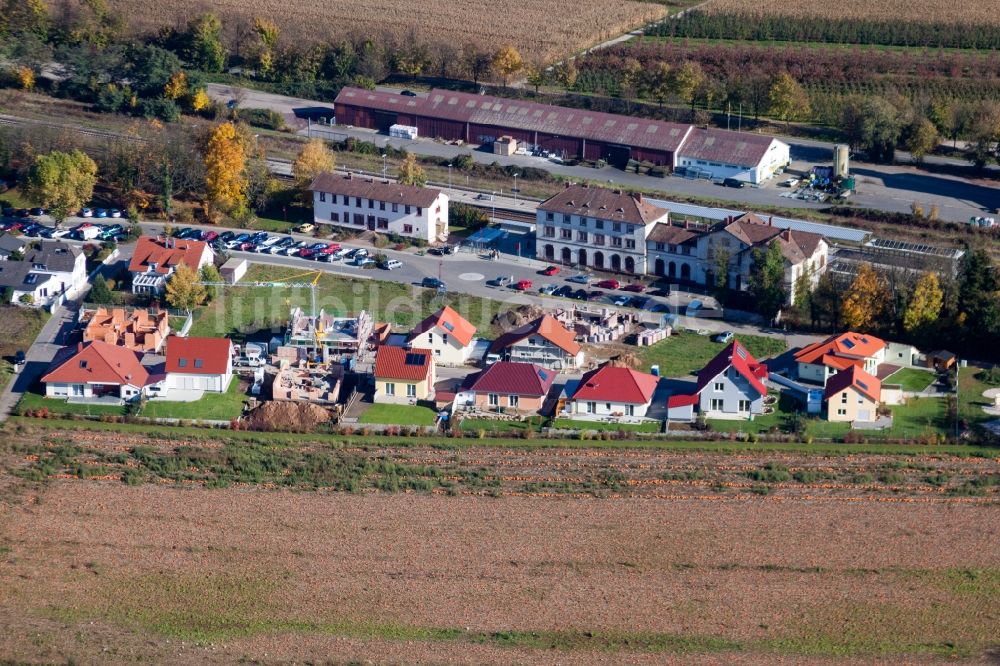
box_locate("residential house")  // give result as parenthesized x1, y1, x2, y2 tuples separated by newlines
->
(536, 185, 670, 274)
(488, 314, 583, 370)
(824, 365, 881, 422)
(562, 362, 660, 420)
(310, 172, 449, 243)
(0, 242, 86, 307)
(151, 336, 234, 400)
(456, 362, 555, 414)
(0, 233, 27, 260)
(283, 307, 373, 362)
(373, 345, 435, 403)
(406, 305, 477, 365)
(81, 307, 170, 353)
(42, 340, 149, 401)
(129, 236, 213, 294)
(795, 332, 886, 386)
(666, 340, 769, 421)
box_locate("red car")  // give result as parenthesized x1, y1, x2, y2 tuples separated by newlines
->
(541, 265, 560, 276)
(622, 283, 646, 293)
(201, 231, 219, 242)
(320, 243, 342, 255)
(595, 279, 620, 289)
(297, 248, 317, 259)
(513, 279, 533, 291)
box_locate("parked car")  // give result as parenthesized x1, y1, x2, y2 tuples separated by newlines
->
(200, 231, 219, 243)
(331, 247, 349, 259)
(428, 247, 445, 256)
(297, 248, 317, 259)
(295, 223, 315, 233)
(219, 231, 236, 242)
(712, 331, 734, 344)
(310, 242, 329, 251)
(50, 228, 72, 239)
(29, 207, 45, 217)
(571, 288, 589, 300)
(22, 224, 42, 237)
(513, 279, 532, 291)
(441, 245, 456, 255)
(586, 290, 605, 302)
(79, 207, 93, 218)
(723, 177, 745, 189)
(94, 208, 108, 218)
(539, 284, 558, 295)
(381, 259, 403, 270)
(357, 257, 377, 268)
(553, 285, 573, 298)
(622, 283, 647, 293)
(649, 286, 671, 297)
(109, 208, 122, 218)
(596, 279, 620, 289)
(540, 265, 560, 276)
(234, 233, 251, 243)
(566, 273, 591, 284)
(421, 277, 446, 289)
(613, 296, 631, 307)
(400, 89, 418, 97)
(173, 227, 191, 238)
(319, 243, 341, 255)
(488, 275, 513, 287)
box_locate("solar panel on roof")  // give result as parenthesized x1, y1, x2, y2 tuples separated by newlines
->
(646, 126, 658, 134)
(735, 345, 747, 359)
(405, 353, 425, 366)
(627, 123, 638, 131)
(856, 380, 869, 391)
(442, 321, 455, 332)
(538, 369, 549, 381)
(582, 116, 593, 125)
(842, 339, 855, 349)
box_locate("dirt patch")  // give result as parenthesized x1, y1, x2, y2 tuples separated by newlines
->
(244, 400, 331, 432)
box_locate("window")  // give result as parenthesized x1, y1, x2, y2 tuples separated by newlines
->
(442, 334, 448, 345)
(611, 237, 623, 247)
(578, 217, 587, 227)
(330, 212, 340, 222)
(612, 222, 622, 232)
(392, 203, 399, 213)
(407, 384, 417, 398)
(560, 229, 572, 239)
(509, 394, 519, 408)
(837, 408, 847, 415)
(319, 192, 326, 202)
(379, 201, 386, 211)
(377, 218, 389, 229)
(841, 393, 848, 404)
(595, 220, 604, 229)
(342, 195, 349, 205)
(489, 393, 499, 406)
(355, 197, 361, 207)
(625, 404, 634, 416)
(403, 224, 413, 234)
(417, 207, 422, 216)
(738, 399, 751, 412)
(385, 382, 395, 396)
(353, 213, 364, 225)
(625, 239, 636, 249)
(655, 243, 665, 251)
(711, 398, 724, 410)
(563, 214, 572, 224)
(367, 215, 376, 226)
(405, 205, 412, 214)
(576, 231, 587, 242)
(586, 401, 596, 414)
(714, 382, 724, 392)
(544, 226, 555, 237)
(594, 234, 605, 246)
(368, 199, 374, 209)
(627, 224, 635, 234)
(545, 212, 554, 221)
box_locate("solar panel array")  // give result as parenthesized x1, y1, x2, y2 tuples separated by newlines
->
(867, 238, 963, 258)
(404, 352, 425, 366)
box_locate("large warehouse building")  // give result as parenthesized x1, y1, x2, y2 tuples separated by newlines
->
(334, 87, 789, 183)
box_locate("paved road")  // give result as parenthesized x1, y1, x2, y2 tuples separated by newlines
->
(207, 84, 1000, 223)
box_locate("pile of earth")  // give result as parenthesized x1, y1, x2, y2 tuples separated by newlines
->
(245, 401, 331, 432)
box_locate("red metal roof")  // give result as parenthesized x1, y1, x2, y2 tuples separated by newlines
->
(129, 236, 209, 275)
(464, 362, 555, 397)
(165, 336, 232, 375)
(42, 341, 149, 387)
(310, 172, 442, 208)
(678, 128, 778, 168)
(489, 315, 580, 356)
(539, 185, 670, 226)
(571, 363, 659, 404)
(823, 365, 881, 403)
(407, 306, 477, 347)
(666, 393, 699, 408)
(374, 346, 433, 381)
(693, 340, 768, 397)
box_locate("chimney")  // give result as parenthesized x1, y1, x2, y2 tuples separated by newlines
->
(77, 342, 83, 353)
(632, 191, 643, 203)
(769, 216, 773, 226)
(781, 228, 791, 241)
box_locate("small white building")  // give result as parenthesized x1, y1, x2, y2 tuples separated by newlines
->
(561, 363, 660, 421)
(0, 242, 86, 307)
(42, 341, 149, 401)
(310, 172, 449, 244)
(154, 336, 234, 399)
(219, 257, 248, 284)
(675, 129, 789, 184)
(129, 236, 214, 295)
(405, 305, 477, 365)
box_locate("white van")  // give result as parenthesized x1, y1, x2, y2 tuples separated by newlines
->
(383, 259, 402, 270)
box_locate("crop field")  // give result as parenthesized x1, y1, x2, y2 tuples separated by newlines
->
(96, 0, 667, 62)
(1, 424, 999, 663)
(703, 0, 1000, 25)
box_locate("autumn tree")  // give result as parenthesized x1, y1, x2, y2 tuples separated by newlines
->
(670, 61, 705, 114)
(292, 138, 335, 192)
(203, 122, 248, 214)
(397, 152, 426, 187)
(252, 17, 279, 79)
(620, 57, 642, 111)
(747, 240, 786, 320)
(24, 149, 98, 226)
(903, 271, 943, 335)
(525, 63, 545, 94)
(793, 262, 814, 315)
(840, 263, 890, 330)
(165, 264, 207, 312)
(903, 117, 939, 163)
(1, 0, 49, 39)
(646, 61, 672, 108)
(768, 72, 811, 128)
(492, 45, 523, 88)
(185, 13, 226, 73)
(163, 71, 187, 100)
(555, 60, 577, 89)
(841, 96, 903, 163)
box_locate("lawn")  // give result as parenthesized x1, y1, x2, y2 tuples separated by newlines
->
(359, 403, 439, 426)
(884, 367, 936, 392)
(459, 416, 545, 432)
(804, 397, 948, 440)
(0, 306, 48, 391)
(958, 364, 1000, 429)
(637, 331, 788, 377)
(552, 418, 662, 432)
(188, 264, 507, 341)
(0, 186, 33, 209)
(16, 391, 127, 417)
(707, 392, 794, 434)
(141, 378, 246, 421)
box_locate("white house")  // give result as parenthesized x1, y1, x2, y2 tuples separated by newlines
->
(0, 242, 86, 307)
(310, 172, 448, 244)
(0, 233, 27, 260)
(129, 236, 214, 294)
(675, 129, 789, 184)
(666, 340, 769, 421)
(42, 341, 149, 401)
(488, 314, 584, 371)
(536, 185, 669, 274)
(561, 363, 660, 421)
(152, 336, 234, 400)
(405, 305, 477, 365)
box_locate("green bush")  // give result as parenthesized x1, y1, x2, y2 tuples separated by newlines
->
(236, 108, 286, 131)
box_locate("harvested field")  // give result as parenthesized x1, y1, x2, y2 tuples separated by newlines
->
(92, 0, 667, 62)
(704, 0, 1000, 25)
(1, 426, 998, 664)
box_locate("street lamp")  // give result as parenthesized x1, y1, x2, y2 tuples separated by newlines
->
(491, 191, 497, 223)
(512, 173, 520, 204)
(447, 163, 453, 190)
(381, 153, 387, 180)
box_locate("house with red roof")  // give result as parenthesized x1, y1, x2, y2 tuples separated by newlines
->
(406, 306, 477, 365)
(373, 346, 435, 403)
(150, 336, 234, 400)
(561, 362, 660, 420)
(665, 340, 769, 421)
(794, 331, 886, 386)
(455, 362, 555, 415)
(823, 365, 881, 422)
(488, 314, 584, 370)
(129, 236, 214, 295)
(41, 341, 150, 401)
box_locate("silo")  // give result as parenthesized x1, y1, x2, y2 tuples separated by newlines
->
(833, 144, 850, 178)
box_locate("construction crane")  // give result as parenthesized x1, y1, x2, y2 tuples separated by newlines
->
(201, 268, 324, 317)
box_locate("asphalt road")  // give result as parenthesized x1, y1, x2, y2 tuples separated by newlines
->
(207, 84, 1000, 224)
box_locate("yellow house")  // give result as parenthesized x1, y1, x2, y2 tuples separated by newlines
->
(824, 365, 881, 422)
(373, 346, 435, 403)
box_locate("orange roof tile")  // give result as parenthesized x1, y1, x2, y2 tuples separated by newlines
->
(374, 346, 434, 381)
(794, 332, 886, 366)
(407, 306, 476, 347)
(42, 341, 149, 387)
(489, 314, 580, 356)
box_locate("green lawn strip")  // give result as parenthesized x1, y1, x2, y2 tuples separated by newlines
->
(552, 418, 661, 432)
(803, 397, 949, 440)
(358, 403, 439, 426)
(959, 366, 1000, 428)
(0, 186, 34, 209)
(631, 34, 993, 56)
(884, 367, 935, 392)
(140, 378, 245, 421)
(706, 391, 794, 434)
(637, 331, 787, 378)
(16, 392, 127, 417)
(9, 418, 997, 456)
(459, 417, 544, 432)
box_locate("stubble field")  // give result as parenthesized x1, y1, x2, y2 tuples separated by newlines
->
(94, 0, 667, 62)
(704, 0, 1000, 24)
(1, 425, 998, 664)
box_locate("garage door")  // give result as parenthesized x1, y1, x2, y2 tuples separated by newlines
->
(858, 409, 870, 421)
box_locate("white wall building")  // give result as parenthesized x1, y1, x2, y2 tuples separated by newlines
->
(675, 129, 790, 184)
(310, 172, 448, 244)
(0, 242, 86, 307)
(154, 336, 234, 400)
